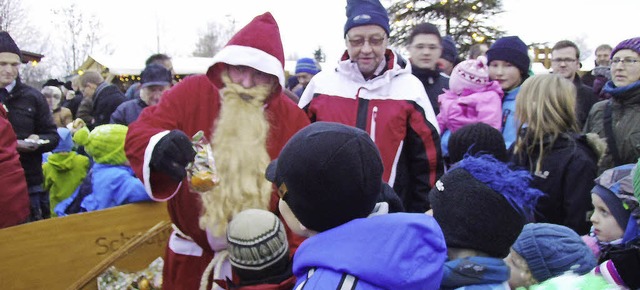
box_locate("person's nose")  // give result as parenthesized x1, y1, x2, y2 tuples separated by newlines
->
(239, 74, 256, 88)
(361, 41, 374, 53)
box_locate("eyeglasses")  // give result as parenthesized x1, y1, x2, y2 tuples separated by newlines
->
(347, 34, 386, 47)
(611, 58, 640, 66)
(551, 58, 577, 64)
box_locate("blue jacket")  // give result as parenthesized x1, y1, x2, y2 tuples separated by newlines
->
(293, 213, 447, 289)
(55, 163, 150, 215)
(501, 87, 520, 149)
(110, 98, 147, 125)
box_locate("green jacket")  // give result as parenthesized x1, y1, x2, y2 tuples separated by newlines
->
(42, 151, 90, 216)
(584, 86, 640, 173)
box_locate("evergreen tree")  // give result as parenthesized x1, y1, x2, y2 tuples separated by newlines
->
(388, 0, 505, 58)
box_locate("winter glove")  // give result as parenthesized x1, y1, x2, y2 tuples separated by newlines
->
(150, 130, 196, 182)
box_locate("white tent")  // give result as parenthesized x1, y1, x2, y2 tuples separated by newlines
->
(76, 54, 215, 77)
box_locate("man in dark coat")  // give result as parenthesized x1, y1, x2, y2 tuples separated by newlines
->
(550, 40, 599, 128)
(0, 31, 59, 221)
(78, 71, 125, 129)
(110, 63, 172, 125)
(407, 22, 450, 115)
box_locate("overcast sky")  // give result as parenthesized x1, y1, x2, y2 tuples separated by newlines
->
(20, 0, 640, 73)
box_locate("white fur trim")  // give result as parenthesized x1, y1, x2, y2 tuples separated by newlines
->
(168, 231, 203, 257)
(368, 202, 389, 217)
(211, 45, 285, 88)
(206, 227, 228, 252)
(143, 130, 181, 201)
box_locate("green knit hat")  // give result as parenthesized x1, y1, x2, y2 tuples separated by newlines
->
(73, 124, 128, 165)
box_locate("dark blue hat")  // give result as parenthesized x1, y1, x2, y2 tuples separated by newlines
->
(0, 31, 22, 60)
(344, 0, 390, 36)
(486, 36, 530, 75)
(53, 127, 73, 153)
(441, 35, 458, 63)
(140, 63, 172, 88)
(266, 122, 383, 232)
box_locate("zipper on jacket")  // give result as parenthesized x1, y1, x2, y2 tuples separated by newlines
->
(370, 106, 378, 142)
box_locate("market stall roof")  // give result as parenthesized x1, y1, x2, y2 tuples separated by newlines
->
(21, 50, 44, 64)
(75, 54, 216, 76)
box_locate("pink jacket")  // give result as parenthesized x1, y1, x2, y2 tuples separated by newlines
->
(437, 81, 503, 133)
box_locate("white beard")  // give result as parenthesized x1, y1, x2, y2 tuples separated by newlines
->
(197, 72, 273, 236)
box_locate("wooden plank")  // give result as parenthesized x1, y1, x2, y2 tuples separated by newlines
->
(0, 201, 171, 290)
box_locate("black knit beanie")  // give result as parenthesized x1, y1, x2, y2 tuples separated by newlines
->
(0, 31, 22, 60)
(429, 154, 543, 258)
(266, 122, 383, 232)
(448, 122, 507, 164)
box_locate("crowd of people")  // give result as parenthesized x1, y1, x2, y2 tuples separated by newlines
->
(1, 0, 639, 288)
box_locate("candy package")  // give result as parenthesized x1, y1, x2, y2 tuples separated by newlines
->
(186, 131, 220, 192)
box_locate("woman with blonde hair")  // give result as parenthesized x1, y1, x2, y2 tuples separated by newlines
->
(510, 74, 602, 235)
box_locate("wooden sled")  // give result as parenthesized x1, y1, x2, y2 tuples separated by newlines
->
(0, 201, 172, 290)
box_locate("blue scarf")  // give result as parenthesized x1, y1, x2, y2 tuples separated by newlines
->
(440, 256, 509, 289)
(602, 80, 640, 96)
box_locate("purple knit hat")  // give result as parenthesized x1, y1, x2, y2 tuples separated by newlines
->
(611, 37, 640, 58)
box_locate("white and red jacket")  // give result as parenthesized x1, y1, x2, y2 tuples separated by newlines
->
(298, 50, 443, 212)
(125, 12, 310, 290)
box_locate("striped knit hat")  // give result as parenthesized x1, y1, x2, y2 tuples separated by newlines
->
(295, 58, 319, 75)
(611, 37, 640, 58)
(227, 208, 289, 279)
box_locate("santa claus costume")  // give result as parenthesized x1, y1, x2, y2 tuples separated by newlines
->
(125, 12, 310, 289)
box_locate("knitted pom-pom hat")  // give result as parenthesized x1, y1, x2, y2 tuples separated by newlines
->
(73, 124, 128, 165)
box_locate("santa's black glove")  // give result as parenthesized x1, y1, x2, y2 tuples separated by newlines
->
(150, 130, 196, 182)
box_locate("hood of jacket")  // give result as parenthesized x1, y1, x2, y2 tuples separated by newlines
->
(206, 12, 286, 100)
(45, 151, 79, 171)
(293, 213, 447, 289)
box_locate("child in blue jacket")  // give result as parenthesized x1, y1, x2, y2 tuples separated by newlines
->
(55, 124, 150, 215)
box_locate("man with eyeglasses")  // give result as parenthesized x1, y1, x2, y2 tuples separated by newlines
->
(0, 31, 59, 222)
(298, 0, 443, 213)
(550, 40, 599, 128)
(124, 12, 310, 289)
(585, 37, 640, 173)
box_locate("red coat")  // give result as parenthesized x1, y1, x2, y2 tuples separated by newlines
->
(125, 74, 309, 289)
(0, 107, 29, 228)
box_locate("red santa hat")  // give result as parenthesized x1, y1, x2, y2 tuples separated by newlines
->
(207, 12, 285, 89)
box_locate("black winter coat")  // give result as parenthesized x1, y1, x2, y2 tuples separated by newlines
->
(510, 133, 598, 235)
(90, 83, 125, 129)
(410, 65, 449, 115)
(4, 78, 59, 187)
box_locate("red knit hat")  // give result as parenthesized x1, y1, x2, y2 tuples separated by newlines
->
(207, 12, 285, 89)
